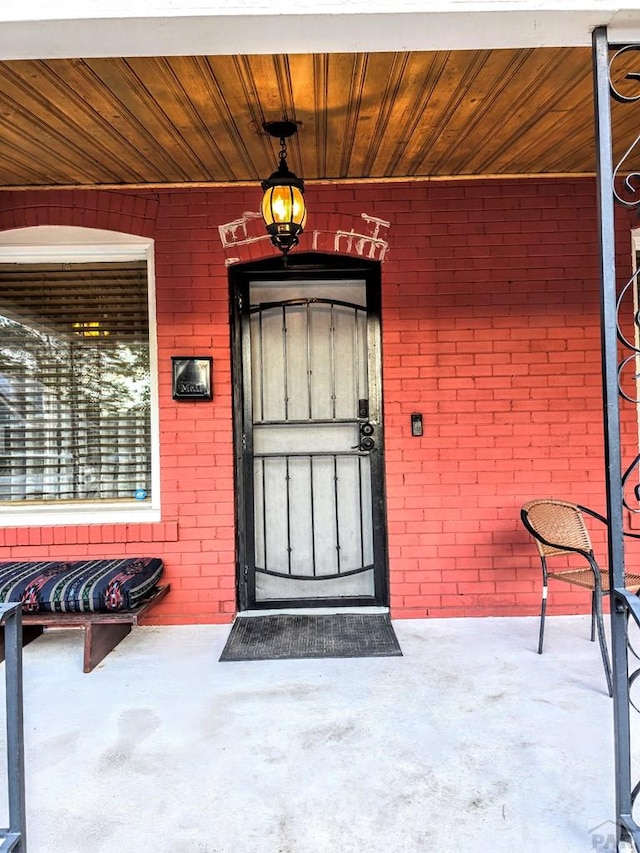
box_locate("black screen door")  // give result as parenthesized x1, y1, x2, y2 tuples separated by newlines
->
(231, 257, 387, 609)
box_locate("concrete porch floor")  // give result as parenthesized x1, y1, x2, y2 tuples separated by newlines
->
(0, 615, 632, 853)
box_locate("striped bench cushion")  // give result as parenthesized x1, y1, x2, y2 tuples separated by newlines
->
(0, 558, 164, 614)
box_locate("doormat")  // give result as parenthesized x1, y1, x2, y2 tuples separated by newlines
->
(219, 613, 402, 662)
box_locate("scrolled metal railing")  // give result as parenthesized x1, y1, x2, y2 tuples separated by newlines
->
(593, 25, 640, 852)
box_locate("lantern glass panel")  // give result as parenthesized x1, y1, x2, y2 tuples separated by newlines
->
(261, 185, 306, 228)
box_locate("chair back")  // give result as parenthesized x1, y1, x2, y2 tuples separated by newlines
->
(521, 499, 593, 558)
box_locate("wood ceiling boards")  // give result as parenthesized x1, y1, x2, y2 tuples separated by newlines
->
(0, 46, 631, 189)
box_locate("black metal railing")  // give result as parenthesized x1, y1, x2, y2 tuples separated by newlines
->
(0, 603, 26, 852)
(594, 25, 640, 850)
(612, 588, 640, 848)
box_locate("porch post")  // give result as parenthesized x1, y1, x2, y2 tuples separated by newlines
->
(0, 603, 26, 852)
(592, 25, 634, 846)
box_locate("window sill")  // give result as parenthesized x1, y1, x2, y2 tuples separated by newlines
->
(0, 503, 161, 528)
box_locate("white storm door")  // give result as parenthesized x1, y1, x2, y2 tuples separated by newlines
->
(243, 277, 385, 607)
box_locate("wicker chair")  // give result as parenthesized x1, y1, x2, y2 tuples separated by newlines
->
(521, 498, 640, 697)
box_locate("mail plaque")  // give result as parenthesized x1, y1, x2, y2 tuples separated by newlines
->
(172, 356, 213, 401)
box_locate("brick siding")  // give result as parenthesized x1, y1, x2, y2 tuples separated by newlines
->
(0, 179, 632, 623)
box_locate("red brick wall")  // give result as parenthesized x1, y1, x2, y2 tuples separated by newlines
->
(0, 179, 632, 623)
(376, 179, 606, 618)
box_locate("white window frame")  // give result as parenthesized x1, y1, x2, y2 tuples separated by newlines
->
(0, 225, 160, 526)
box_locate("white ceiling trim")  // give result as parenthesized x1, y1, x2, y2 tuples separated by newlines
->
(1, 4, 640, 60)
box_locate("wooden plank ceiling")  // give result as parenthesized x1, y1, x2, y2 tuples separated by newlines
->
(0, 45, 636, 189)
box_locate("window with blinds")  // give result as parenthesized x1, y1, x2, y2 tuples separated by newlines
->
(0, 260, 151, 505)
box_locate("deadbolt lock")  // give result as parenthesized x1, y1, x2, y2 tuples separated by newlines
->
(354, 422, 375, 451)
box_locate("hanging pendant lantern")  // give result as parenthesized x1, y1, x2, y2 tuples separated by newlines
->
(261, 121, 307, 255)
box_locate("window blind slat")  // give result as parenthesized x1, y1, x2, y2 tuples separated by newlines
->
(0, 260, 151, 504)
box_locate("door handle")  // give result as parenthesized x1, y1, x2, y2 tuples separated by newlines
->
(351, 438, 375, 451)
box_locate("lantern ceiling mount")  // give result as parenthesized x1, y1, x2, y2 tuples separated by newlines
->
(260, 120, 307, 256)
(263, 119, 299, 140)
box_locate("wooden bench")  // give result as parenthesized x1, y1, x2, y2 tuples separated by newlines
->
(0, 584, 170, 673)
